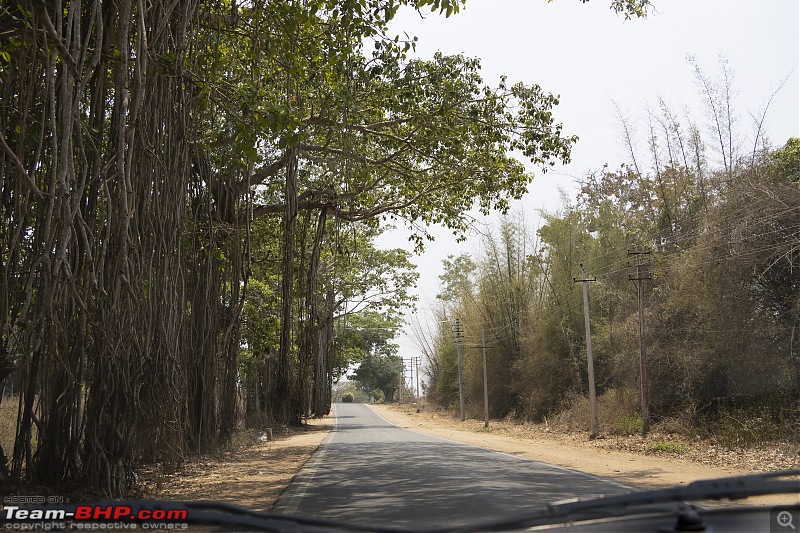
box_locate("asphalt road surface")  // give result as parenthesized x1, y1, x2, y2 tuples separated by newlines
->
(273, 403, 634, 529)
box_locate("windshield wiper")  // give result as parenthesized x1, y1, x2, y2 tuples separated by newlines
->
(439, 469, 800, 532)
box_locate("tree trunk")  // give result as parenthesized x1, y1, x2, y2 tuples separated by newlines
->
(275, 147, 299, 424)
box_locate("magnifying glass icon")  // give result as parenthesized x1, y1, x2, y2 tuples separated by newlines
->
(778, 511, 796, 529)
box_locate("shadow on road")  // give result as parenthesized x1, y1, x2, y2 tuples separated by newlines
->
(289, 438, 630, 528)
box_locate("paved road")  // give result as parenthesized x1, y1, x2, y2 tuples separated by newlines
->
(273, 403, 633, 529)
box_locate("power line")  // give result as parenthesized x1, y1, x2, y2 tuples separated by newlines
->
(586, 204, 800, 277)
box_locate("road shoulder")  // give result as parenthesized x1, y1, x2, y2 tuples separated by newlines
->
(369, 404, 796, 506)
(144, 417, 333, 511)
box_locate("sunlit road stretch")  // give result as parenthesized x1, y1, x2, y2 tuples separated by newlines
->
(273, 403, 632, 529)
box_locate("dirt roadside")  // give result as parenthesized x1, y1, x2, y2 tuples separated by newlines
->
(143, 418, 332, 511)
(370, 403, 800, 506)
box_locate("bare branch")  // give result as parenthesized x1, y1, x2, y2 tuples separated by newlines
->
(750, 69, 793, 166)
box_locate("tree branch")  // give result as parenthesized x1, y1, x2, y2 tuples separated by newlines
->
(0, 134, 47, 198)
(234, 150, 293, 194)
(32, 1, 81, 80)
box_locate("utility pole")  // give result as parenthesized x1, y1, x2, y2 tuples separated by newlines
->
(398, 360, 403, 403)
(405, 357, 418, 401)
(408, 357, 414, 401)
(481, 330, 489, 428)
(414, 356, 421, 405)
(454, 318, 465, 422)
(573, 263, 598, 439)
(629, 250, 652, 437)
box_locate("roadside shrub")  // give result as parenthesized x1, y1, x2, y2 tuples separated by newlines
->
(648, 401, 799, 446)
(694, 402, 800, 447)
(551, 390, 640, 434)
(648, 440, 687, 454)
(615, 413, 643, 436)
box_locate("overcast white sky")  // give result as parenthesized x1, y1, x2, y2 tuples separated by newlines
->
(373, 0, 800, 369)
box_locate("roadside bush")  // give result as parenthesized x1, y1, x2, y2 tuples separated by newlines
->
(648, 440, 687, 454)
(694, 401, 800, 447)
(552, 390, 640, 434)
(615, 413, 643, 436)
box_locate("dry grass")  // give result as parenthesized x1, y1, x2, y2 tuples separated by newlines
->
(550, 390, 643, 434)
